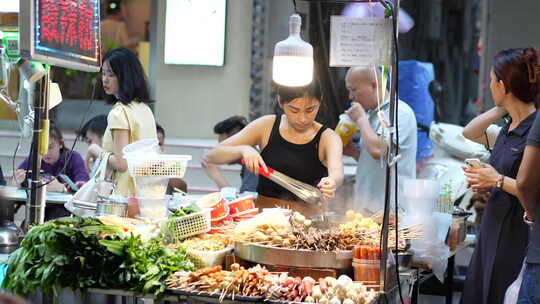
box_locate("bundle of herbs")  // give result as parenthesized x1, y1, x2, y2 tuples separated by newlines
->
(101, 237, 196, 295)
(2, 216, 196, 298)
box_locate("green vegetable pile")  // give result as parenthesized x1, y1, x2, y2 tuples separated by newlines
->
(2, 217, 196, 298)
(101, 237, 196, 295)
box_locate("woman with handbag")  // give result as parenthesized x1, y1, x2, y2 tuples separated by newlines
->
(85, 47, 157, 198)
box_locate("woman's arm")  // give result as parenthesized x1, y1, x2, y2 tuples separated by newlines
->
(108, 129, 130, 173)
(464, 164, 518, 196)
(317, 130, 344, 199)
(517, 144, 540, 220)
(206, 116, 271, 174)
(201, 159, 231, 188)
(85, 130, 130, 173)
(463, 107, 507, 145)
(68, 152, 90, 182)
(322, 131, 344, 187)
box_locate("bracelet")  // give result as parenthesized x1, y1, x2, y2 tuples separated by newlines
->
(496, 175, 505, 189)
(524, 213, 535, 226)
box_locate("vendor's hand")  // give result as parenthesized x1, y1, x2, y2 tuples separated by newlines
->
(85, 144, 103, 170)
(464, 164, 499, 191)
(343, 141, 360, 160)
(345, 102, 367, 125)
(317, 177, 337, 199)
(13, 169, 27, 186)
(241, 146, 268, 175)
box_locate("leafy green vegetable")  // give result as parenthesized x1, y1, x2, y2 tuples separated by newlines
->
(2, 217, 196, 299)
(2, 217, 124, 297)
(182, 203, 201, 215)
(101, 237, 196, 296)
(171, 209, 186, 217)
(171, 203, 201, 218)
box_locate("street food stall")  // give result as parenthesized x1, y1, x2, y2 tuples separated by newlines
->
(0, 0, 476, 303)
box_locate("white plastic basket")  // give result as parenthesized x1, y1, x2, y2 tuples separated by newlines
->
(126, 154, 192, 178)
(163, 208, 211, 241)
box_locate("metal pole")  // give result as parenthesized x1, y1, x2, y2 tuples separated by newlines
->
(25, 69, 49, 230)
(380, 0, 400, 297)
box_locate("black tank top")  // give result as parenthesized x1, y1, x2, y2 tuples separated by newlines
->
(257, 115, 328, 201)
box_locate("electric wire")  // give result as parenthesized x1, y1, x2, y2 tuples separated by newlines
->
(386, 1, 405, 303)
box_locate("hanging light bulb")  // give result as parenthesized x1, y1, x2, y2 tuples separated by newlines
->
(272, 14, 313, 87)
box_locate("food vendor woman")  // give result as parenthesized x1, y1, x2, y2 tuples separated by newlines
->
(206, 83, 344, 217)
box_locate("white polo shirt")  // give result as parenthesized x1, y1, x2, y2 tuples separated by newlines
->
(354, 99, 417, 214)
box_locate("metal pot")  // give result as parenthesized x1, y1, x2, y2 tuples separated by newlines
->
(96, 197, 128, 217)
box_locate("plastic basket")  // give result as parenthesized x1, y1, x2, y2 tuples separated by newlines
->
(126, 154, 192, 178)
(163, 209, 211, 241)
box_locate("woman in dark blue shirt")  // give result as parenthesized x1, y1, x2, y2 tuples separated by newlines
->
(460, 48, 539, 304)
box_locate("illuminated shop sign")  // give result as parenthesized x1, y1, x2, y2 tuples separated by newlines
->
(20, 0, 101, 72)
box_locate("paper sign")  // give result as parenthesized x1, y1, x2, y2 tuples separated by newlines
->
(48, 82, 62, 110)
(330, 16, 392, 67)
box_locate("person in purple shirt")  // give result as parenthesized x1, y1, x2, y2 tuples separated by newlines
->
(14, 123, 89, 220)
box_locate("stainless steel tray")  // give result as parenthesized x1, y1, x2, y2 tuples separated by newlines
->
(234, 241, 353, 269)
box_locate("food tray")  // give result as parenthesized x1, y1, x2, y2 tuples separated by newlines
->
(162, 209, 211, 241)
(234, 241, 353, 269)
(167, 288, 264, 302)
(126, 154, 192, 177)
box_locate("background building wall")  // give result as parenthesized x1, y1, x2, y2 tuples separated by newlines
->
(479, 0, 540, 110)
(149, 0, 253, 139)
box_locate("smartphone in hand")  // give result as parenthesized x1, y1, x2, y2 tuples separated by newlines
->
(465, 158, 483, 169)
(57, 174, 79, 192)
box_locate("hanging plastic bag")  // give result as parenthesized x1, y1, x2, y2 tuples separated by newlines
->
(65, 152, 114, 217)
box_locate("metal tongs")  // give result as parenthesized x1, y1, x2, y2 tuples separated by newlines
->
(255, 164, 323, 205)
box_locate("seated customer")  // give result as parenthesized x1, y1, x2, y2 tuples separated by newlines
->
(79, 115, 108, 146)
(156, 123, 188, 194)
(202, 116, 258, 193)
(14, 123, 89, 220)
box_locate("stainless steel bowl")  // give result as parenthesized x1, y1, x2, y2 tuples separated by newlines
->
(311, 212, 349, 229)
(235, 241, 353, 269)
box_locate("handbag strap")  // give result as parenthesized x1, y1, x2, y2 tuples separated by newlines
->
(97, 152, 112, 181)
